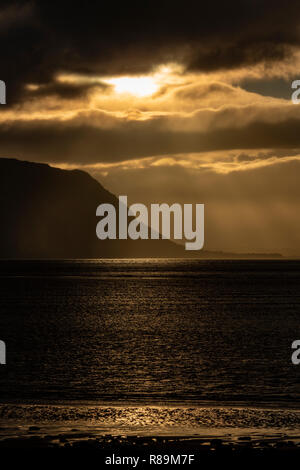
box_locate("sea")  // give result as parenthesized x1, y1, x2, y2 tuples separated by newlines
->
(0, 259, 300, 440)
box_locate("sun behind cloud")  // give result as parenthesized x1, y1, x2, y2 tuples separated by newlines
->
(104, 76, 159, 97)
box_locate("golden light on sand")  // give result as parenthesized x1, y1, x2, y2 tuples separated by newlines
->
(104, 76, 159, 97)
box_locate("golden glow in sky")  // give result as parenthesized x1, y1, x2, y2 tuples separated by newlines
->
(104, 76, 159, 97)
(55, 64, 184, 100)
(102, 65, 183, 97)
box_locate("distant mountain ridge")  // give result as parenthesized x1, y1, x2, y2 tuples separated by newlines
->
(0, 158, 283, 259)
(0, 158, 185, 258)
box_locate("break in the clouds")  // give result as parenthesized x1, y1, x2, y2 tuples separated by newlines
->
(1, 1, 300, 254)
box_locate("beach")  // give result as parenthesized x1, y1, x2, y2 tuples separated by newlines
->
(1, 403, 300, 464)
(1, 425, 300, 467)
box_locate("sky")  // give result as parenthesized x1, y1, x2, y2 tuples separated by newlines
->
(1, 0, 300, 255)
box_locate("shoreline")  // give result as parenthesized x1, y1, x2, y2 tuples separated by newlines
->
(1, 403, 300, 450)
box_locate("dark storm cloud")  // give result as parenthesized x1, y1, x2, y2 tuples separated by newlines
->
(2, 114, 300, 164)
(24, 81, 110, 100)
(2, 0, 300, 104)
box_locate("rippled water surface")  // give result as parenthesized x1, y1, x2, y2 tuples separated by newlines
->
(0, 259, 299, 408)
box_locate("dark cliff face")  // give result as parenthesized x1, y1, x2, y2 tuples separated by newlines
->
(0, 158, 184, 258)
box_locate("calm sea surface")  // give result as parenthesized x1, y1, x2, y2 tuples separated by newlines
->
(0, 259, 299, 406)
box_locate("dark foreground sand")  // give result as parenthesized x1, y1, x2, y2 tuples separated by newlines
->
(1, 433, 299, 467)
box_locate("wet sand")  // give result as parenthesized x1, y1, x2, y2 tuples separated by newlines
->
(0, 432, 299, 468)
(1, 404, 300, 465)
